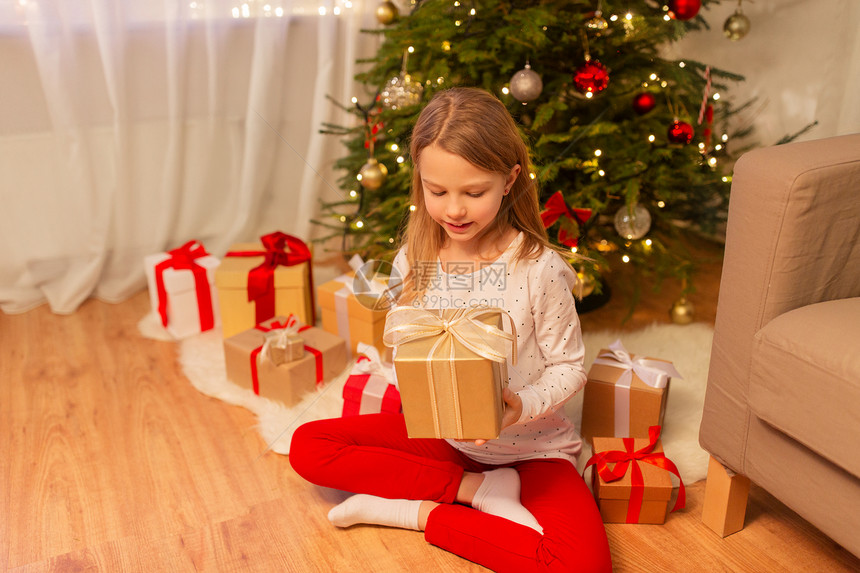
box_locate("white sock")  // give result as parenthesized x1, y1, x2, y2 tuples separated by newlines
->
(328, 494, 422, 531)
(472, 468, 543, 534)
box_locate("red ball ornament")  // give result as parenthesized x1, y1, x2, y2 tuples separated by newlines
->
(668, 0, 701, 20)
(632, 92, 656, 115)
(573, 60, 610, 95)
(667, 120, 695, 144)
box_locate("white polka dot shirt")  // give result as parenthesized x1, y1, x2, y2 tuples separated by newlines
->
(391, 232, 587, 465)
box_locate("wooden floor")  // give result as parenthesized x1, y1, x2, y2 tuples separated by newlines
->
(3, 237, 860, 572)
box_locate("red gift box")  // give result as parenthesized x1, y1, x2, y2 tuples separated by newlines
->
(342, 344, 401, 416)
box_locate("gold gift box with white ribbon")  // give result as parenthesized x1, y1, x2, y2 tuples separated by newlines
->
(384, 307, 515, 440)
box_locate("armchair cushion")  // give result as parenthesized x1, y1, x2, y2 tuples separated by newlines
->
(749, 297, 860, 477)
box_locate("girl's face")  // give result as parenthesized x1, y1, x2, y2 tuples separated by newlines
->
(420, 144, 520, 252)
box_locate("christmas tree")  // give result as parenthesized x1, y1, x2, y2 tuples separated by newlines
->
(315, 0, 746, 314)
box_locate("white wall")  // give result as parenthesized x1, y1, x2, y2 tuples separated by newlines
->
(669, 0, 860, 150)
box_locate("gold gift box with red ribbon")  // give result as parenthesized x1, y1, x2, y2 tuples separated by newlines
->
(580, 340, 682, 440)
(215, 232, 315, 338)
(318, 270, 393, 358)
(223, 315, 347, 408)
(585, 426, 685, 525)
(383, 307, 514, 440)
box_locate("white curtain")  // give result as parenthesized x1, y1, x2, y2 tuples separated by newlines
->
(0, 0, 378, 314)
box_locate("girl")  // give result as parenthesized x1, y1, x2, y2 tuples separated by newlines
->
(290, 87, 612, 572)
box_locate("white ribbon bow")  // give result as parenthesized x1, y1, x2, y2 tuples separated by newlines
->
(353, 342, 395, 382)
(592, 339, 682, 389)
(592, 339, 682, 437)
(260, 315, 303, 363)
(383, 306, 516, 438)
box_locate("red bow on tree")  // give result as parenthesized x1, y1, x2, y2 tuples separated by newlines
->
(540, 191, 593, 248)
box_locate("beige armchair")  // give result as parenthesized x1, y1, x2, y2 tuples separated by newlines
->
(698, 133, 860, 557)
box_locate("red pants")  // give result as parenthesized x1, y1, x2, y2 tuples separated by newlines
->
(289, 413, 612, 573)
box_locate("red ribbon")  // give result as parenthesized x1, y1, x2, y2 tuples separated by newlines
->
(583, 425, 686, 523)
(225, 232, 316, 326)
(154, 240, 215, 332)
(248, 316, 323, 395)
(539, 191, 593, 248)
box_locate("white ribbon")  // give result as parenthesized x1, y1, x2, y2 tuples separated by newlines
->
(383, 306, 516, 438)
(332, 255, 392, 357)
(352, 342, 396, 414)
(353, 342, 395, 380)
(260, 315, 303, 364)
(592, 339, 683, 436)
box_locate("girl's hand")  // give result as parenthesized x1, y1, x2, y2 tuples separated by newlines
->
(473, 388, 522, 447)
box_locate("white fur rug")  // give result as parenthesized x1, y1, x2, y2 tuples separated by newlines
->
(139, 313, 713, 484)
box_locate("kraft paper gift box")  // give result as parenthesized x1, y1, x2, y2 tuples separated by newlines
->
(223, 316, 347, 408)
(383, 306, 515, 440)
(144, 240, 221, 339)
(215, 232, 315, 339)
(342, 343, 401, 417)
(318, 266, 394, 358)
(580, 339, 682, 440)
(585, 427, 685, 524)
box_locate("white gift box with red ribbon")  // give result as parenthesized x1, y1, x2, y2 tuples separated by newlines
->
(144, 241, 221, 339)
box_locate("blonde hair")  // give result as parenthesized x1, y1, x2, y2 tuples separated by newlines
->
(397, 87, 569, 304)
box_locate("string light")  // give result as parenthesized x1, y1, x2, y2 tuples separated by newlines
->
(355, 220, 364, 229)
(649, 73, 658, 81)
(356, 174, 363, 181)
(571, 246, 578, 253)
(390, 143, 399, 151)
(712, 93, 721, 101)
(622, 255, 630, 263)
(598, 169, 605, 176)
(610, 14, 618, 21)
(501, 86, 510, 95)
(594, 149, 602, 157)
(657, 200, 666, 208)
(340, 215, 347, 222)
(645, 239, 653, 246)
(721, 133, 729, 142)
(351, 96, 358, 104)
(529, 172, 536, 179)
(408, 46, 415, 53)
(679, 61, 686, 68)
(389, 237, 395, 243)
(648, 134, 656, 142)
(409, 205, 417, 211)
(349, 190, 358, 198)
(396, 156, 405, 163)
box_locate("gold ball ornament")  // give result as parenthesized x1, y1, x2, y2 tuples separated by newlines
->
(375, 1, 399, 25)
(669, 297, 696, 325)
(723, 9, 751, 41)
(574, 271, 596, 300)
(359, 158, 388, 191)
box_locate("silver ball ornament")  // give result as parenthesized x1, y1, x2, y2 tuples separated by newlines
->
(509, 64, 543, 103)
(723, 9, 751, 41)
(613, 203, 652, 240)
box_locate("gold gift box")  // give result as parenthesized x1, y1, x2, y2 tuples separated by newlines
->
(223, 316, 347, 408)
(590, 436, 673, 524)
(580, 350, 674, 440)
(318, 272, 392, 357)
(392, 309, 508, 440)
(215, 242, 313, 339)
(265, 331, 304, 366)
